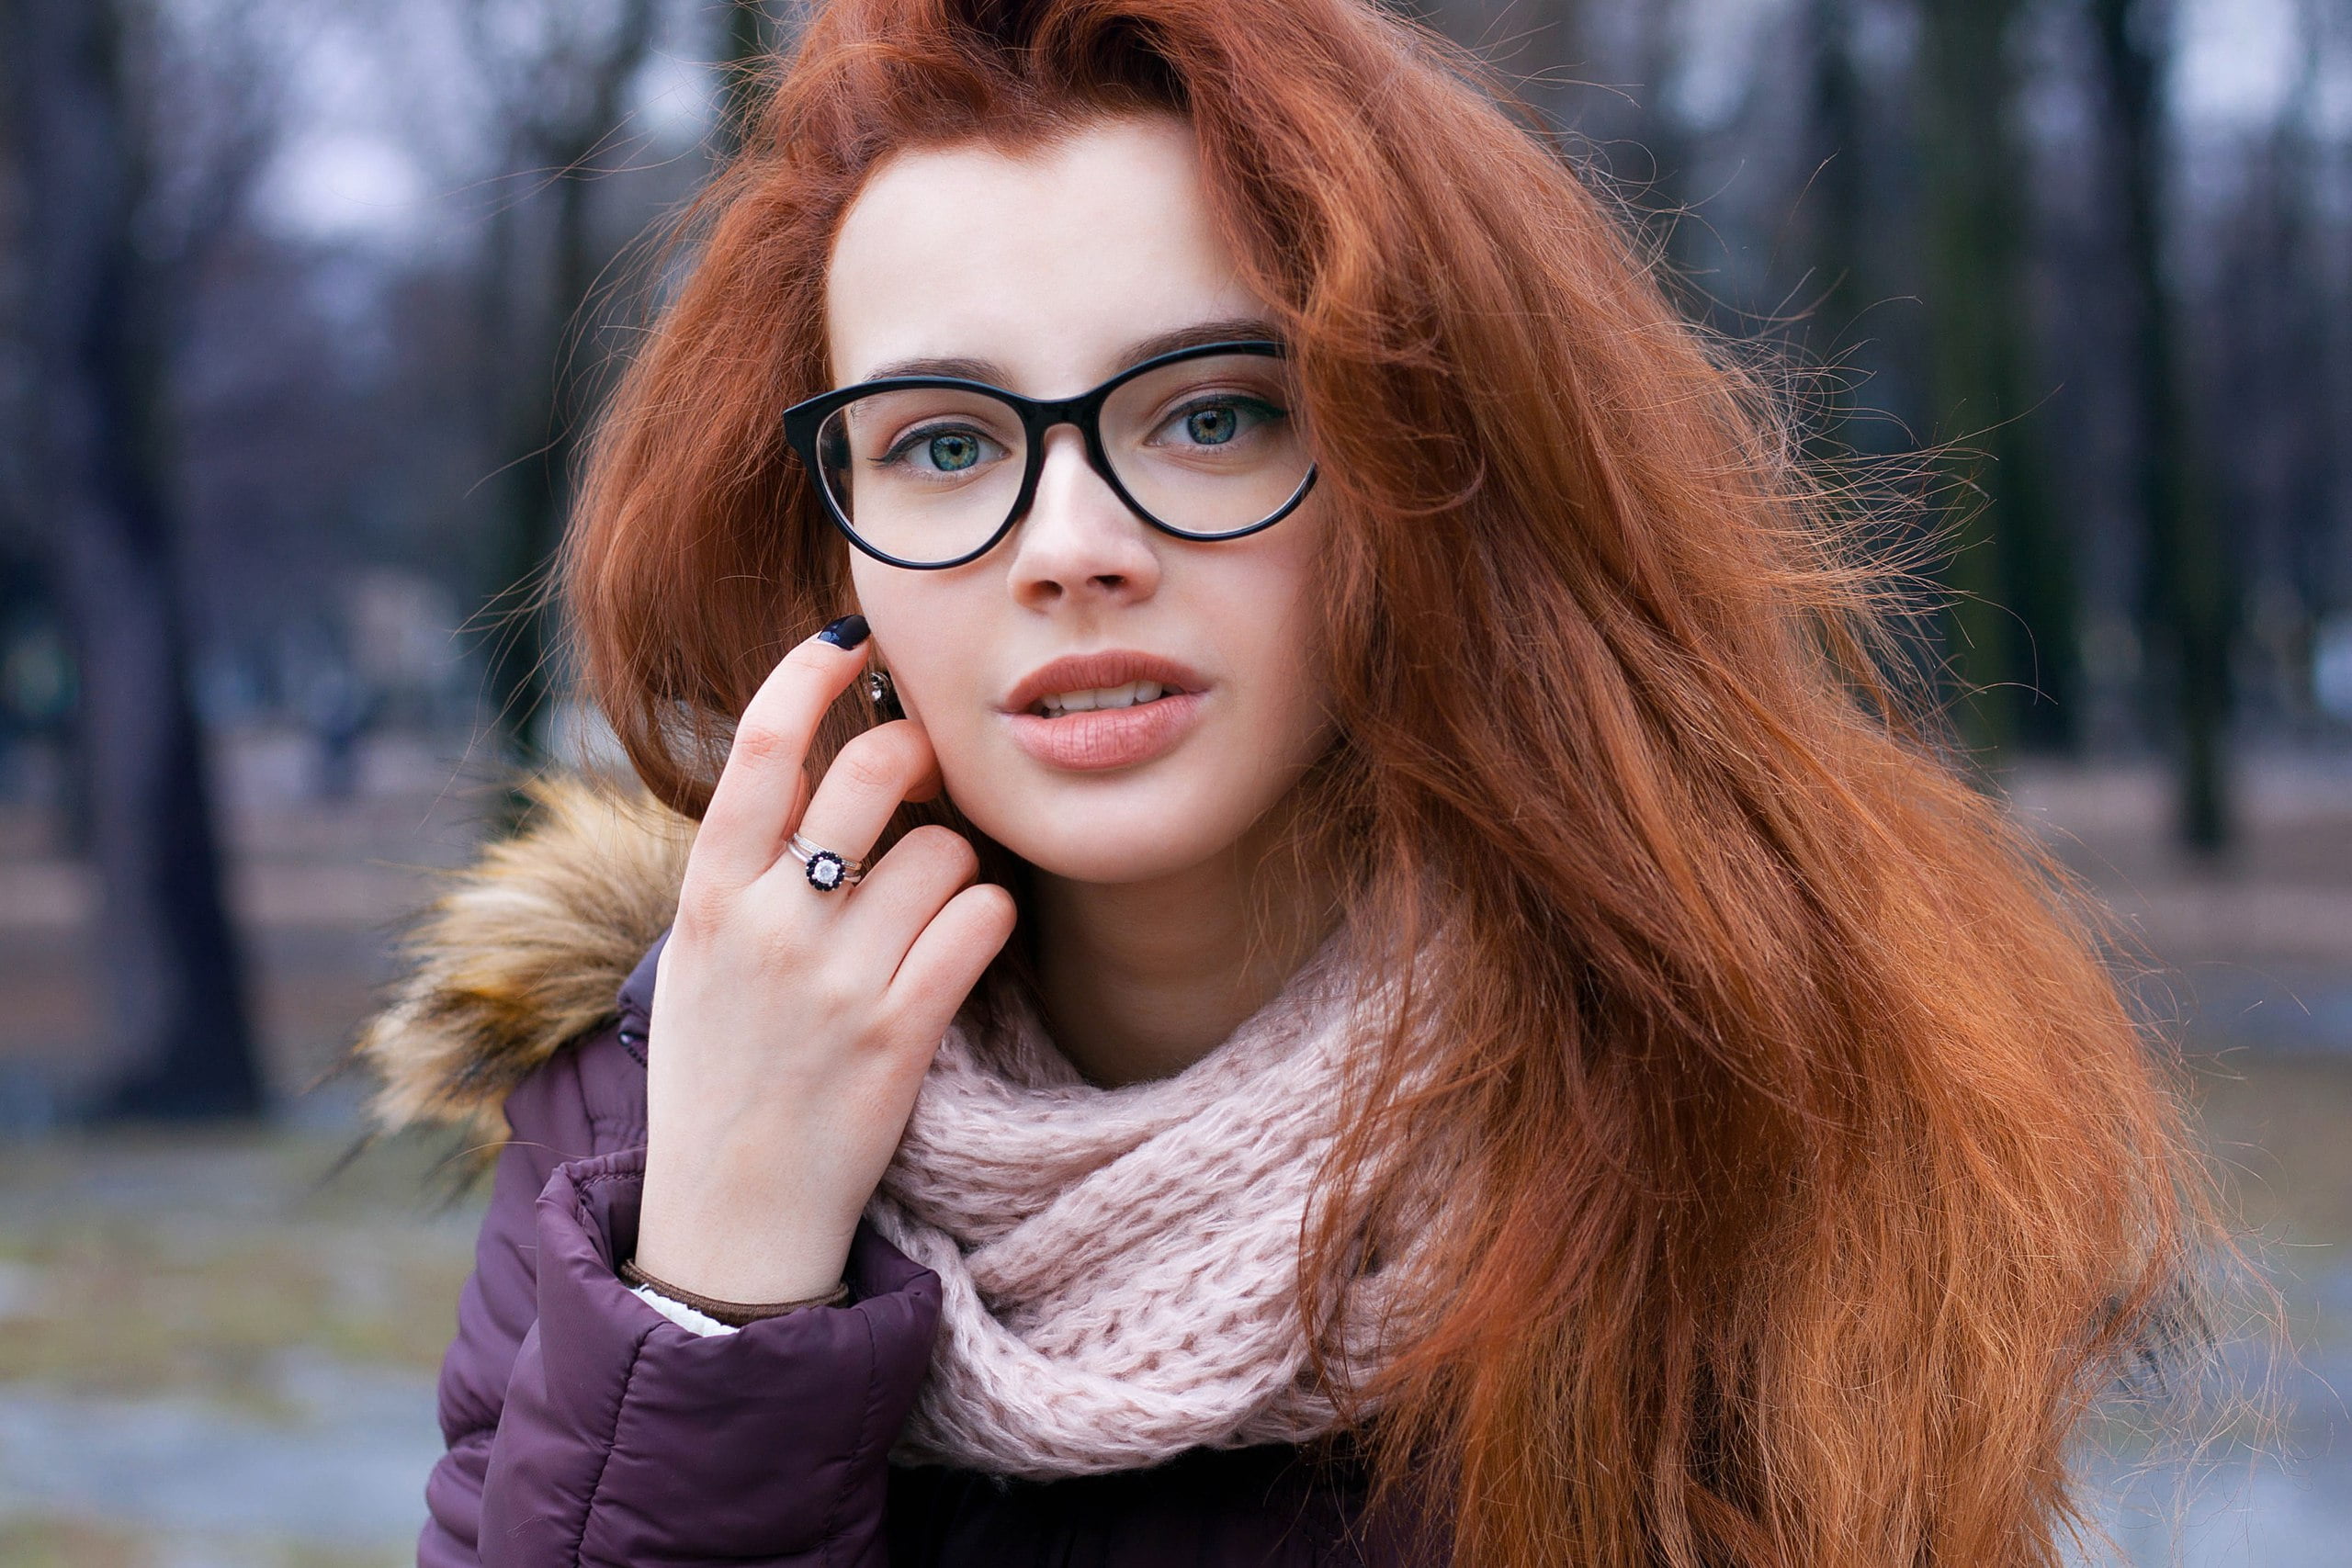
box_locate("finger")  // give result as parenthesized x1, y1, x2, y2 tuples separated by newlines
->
(837, 823, 979, 938)
(779, 720, 941, 889)
(694, 619, 870, 889)
(887, 881, 1017, 1033)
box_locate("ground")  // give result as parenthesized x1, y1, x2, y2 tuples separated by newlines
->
(0, 728, 2347, 1564)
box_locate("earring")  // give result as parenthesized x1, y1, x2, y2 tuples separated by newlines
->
(865, 668, 904, 721)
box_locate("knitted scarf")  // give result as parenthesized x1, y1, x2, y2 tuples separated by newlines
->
(866, 945, 1407, 1479)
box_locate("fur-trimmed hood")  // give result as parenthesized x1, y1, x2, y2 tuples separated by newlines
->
(353, 776, 693, 1145)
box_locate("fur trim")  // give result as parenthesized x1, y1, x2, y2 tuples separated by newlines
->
(353, 775, 693, 1145)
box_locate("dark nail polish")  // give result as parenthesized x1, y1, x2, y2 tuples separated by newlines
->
(816, 614, 870, 649)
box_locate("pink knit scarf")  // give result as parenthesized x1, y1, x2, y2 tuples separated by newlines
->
(866, 947, 1405, 1478)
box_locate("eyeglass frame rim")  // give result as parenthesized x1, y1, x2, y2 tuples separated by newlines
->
(779, 337, 1319, 571)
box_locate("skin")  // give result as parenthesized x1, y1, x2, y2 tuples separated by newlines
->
(635, 115, 1337, 1304)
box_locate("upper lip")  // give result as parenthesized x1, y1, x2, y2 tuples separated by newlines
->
(1001, 650, 1208, 715)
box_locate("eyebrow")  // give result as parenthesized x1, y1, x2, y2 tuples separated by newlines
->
(854, 316, 1283, 387)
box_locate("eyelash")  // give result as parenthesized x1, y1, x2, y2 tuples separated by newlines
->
(879, 421, 1001, 466)
(870, 389, 1283, 465)
(1158, 393, 1284, 435)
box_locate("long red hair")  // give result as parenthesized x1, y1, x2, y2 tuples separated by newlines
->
(565, 1, 2219, 1562)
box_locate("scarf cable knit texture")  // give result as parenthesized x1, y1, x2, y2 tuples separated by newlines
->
(868, 942, 1411, 1479)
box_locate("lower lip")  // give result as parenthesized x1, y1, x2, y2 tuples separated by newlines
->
(1004, 692, 1205, 772)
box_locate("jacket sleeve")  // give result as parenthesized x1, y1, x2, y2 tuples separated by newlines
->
(419, 1037, 944, 1568)
(421, 1034, 605, 1568)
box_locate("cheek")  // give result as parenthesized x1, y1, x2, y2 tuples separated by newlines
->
(848, 564, 989, 731)
(1223, 522, 1332, 761)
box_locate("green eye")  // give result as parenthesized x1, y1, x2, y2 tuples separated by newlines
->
(878, 423, 1004, 476)
(928, 433, 982, 470)
(1159, 396, 1281, 451)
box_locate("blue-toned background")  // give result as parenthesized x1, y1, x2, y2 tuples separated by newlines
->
(1, 0, 2347, 1561)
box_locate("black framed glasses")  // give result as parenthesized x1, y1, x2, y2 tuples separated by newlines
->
(782, 339, 1317, 570)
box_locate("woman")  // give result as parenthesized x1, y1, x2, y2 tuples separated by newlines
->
(360, 0, 2216, 1563)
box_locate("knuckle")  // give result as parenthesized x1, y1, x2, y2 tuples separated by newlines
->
(729, 722, 799, 770)
(831, 736, 910, 795)
(871, 716, 933, 756)
(781, 643, 837, 679)
(899, 824, 978, 876)
(672, 875, 730, 940)
(867, 993, 921, 1045)
(797, 962, 867, 1019)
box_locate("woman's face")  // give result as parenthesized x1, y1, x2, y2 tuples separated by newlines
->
(827, 115, 1333, 886)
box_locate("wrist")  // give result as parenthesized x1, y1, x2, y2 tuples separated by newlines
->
(621, 1258, 849, 1326)
(635, 1169, 859, 1303)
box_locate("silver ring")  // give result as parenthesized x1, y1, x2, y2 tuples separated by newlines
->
(787, 832, 865, 892)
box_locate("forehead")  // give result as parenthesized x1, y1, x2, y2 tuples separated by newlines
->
(824, 115, 1267, 391)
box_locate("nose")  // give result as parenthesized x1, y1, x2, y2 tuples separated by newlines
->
(1003, 425, 1161, 612)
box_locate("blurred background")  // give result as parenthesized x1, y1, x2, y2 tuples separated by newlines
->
(0, 0, 2346, 1561)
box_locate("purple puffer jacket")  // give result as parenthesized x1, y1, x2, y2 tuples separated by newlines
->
(420, 943, 1418, 1568)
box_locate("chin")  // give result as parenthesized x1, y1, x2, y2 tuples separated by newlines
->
(1014, 842, 1199, 886)
(980, 811, 1232, 886)
(944, 762, 1249, 886)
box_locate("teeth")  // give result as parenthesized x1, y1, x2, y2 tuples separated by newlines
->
(1038, 681, 1170, 716)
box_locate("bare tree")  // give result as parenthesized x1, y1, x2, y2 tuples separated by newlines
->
(2091, 0, 2230, 847)
(1917, 0, 2077, 755)
(467, 0, 662, 769)
(1796, 0, 1869, 372)
(721, 0, 787, 150)
(4, 0, 273, 1117)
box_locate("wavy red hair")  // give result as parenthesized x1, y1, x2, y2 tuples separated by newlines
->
(564, 2, 2219, 1563)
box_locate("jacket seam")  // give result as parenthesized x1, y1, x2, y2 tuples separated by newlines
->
(568, 1167, 652, 1568)
(571, 1322, 653, 1567)
(821, 1305, 888, 1568)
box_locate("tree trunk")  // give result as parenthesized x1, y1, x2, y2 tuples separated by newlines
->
(1917, 0, 2078, 757)
(1623, 0, 1692, 265)
(722, 0, 778, 151)
(2093, 0, 2231, 849)
(9, 0, 263, 1118)
(478, 0, 660, 773)
(1800, 0, 1868, 376)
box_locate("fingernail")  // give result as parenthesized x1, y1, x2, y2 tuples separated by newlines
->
(816, 614, 870, 649)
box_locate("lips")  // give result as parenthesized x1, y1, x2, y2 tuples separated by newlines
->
(1001, 650, 1209, 773)
(1001, 651, 1206, 716)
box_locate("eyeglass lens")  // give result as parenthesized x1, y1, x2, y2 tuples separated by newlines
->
(812, 352, 1311, 566)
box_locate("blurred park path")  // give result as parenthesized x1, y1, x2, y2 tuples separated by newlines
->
(1, 728, 499, 1565)
(0, 1132, 481, 1567)
(2009, 752, 2352, 1049)
(0, 736, 2348, 1563)
(2005, 752, 2352, 1563)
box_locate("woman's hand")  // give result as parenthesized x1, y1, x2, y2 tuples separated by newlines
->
(633, 619, 1017, 1304)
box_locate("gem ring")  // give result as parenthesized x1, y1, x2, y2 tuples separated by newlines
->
(787, 831, 865, 892)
